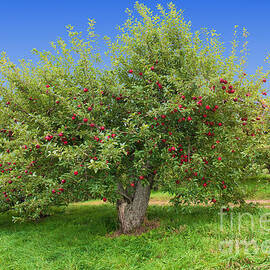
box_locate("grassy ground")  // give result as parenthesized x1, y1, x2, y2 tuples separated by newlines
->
(150, 174, 270, 203)
(0, 205, 269, 269)
(243, 174, 270, 200)
(0, 176, 269, 270)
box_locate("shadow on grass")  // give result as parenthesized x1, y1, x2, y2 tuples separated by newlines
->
(0, 203, 256, 236)
(243, 174, 270, 200)
(0, 203, 268, 270)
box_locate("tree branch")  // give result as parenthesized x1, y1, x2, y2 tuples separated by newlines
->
(117, 190, 132, 203)
(117, 183, 132, 203)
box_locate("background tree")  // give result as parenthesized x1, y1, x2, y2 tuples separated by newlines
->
(0, 2, 269, 232)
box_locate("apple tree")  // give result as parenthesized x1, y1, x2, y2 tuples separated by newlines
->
(0, 3, 269, 232)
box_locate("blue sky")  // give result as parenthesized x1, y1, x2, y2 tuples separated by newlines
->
(1, 0, 270, 74)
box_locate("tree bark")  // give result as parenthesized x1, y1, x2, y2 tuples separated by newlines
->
(117, 181, 151, 233)
(267, 164, 270, 174)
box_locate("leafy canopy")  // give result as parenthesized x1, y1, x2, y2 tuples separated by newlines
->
(0, 2, 269, 221)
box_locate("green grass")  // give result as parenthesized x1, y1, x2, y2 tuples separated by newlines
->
(151, 174, 270, 201)
(243, 174, 270, 200)
(0, 174, 268, 269)
(0, 203, 269, 269)
(150, 191, 171, 200)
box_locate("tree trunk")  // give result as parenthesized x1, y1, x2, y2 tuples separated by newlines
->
(117, 181, 151, 233)
(267, 164, 270, 174)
